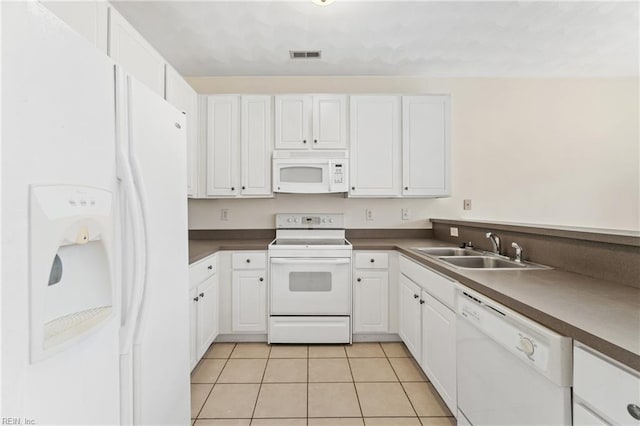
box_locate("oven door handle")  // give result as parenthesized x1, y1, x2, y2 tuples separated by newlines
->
(270, 258, 351, 265)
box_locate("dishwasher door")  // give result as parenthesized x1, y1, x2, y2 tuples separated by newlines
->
(456, 291, 572, 426)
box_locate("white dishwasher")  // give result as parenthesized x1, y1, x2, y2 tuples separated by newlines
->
(456, 288, 573, 426)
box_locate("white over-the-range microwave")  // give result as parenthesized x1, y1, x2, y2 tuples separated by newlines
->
(272, 150, 349, 194)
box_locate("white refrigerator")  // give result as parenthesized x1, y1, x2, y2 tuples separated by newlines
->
(1, 3, 191, 424)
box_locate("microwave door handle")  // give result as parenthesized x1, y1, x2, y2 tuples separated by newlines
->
(327, 161, 334, 192)
(270, 258, 351, 265)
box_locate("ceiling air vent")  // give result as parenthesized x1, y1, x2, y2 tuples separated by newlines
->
(290, 50, 322, 59)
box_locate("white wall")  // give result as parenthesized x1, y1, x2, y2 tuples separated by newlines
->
(187, 76, 639, 232)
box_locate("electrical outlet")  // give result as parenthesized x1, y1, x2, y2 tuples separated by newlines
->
(463, 199, 472, 210)
(365, 208, 374, 221)
(450, 227, 459, 237)
(221, 208, 229, 221)
(402, 208, 410, 220)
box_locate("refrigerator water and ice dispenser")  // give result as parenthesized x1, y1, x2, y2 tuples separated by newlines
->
(29, 185, 115, 362)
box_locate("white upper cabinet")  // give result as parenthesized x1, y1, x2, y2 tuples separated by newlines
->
(402, 96, 451, 197)
(39, 1, 108, 53)
(241, 96, 273, 196)
(165, 66, 198, 198)
(203, 95, 273, 198)
(312, 95, 348, 149)
(205, 95, 240, 197)
(275, 95, 347, 150)
(108, 7, 165, 97)
(349, 96, 401, 197)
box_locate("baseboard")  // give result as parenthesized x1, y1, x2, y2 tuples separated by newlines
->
(353, 333, 401, 342)
(215, 333, 268, 342)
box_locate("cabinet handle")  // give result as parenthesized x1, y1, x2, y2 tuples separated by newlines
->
(628, 404, 640, 420)
(207, 265, 213, 270)
(199, 292, 204, 298)
(314, 139, 318, 144)
(246, 258, 251, 263)
(419, 299, 425, 304)
(404, 186, 409, 190)
(357, 278, 362, 282)
(259, 277, 264, 282)
(242, 186, 246, 190)
(303, 140, 307, 144)
(351, 186, 355, 190)
(370, 258, 375, 263)
(231, 187, 235, 191)
(413, 294, 419, 299)
(193, 296, 199, 302)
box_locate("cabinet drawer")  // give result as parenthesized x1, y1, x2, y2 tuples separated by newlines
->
(190, 254, 217, 287)
(232, 252, 266, 270)
(574, 344, 640, 426)
(355, 252, 389, 269)
(399, 255, 456, 308)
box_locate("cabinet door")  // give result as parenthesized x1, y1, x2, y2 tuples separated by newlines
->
(165, 66, 198, 197)
(398, 274, 421, 360)
(353, 270, 389, 333)
(40, 1, 108, 53)
(108, 7, 165, 96)
(573, 402, 608, 426)
(241, 96, 273, 196)
(275, 95, 312, 149)
(189, 287, 198, 370)
(402, 96, 451, 197)
(196, 275, 219, 360)
(312, 95, 347, 149)
(349, 96, 401, 197)
(206, 96, 240, 197)
(421, 291, 457, 414)
(232, 270, 267, 332)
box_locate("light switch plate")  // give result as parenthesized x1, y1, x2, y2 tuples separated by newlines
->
(463, 199, 472, 210)
(402, 208, 410, 220)
(221, 208, 229, 221)
(450, 227, 459, 237)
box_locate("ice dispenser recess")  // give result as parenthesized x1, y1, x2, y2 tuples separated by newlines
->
(29, 185, 115, 362)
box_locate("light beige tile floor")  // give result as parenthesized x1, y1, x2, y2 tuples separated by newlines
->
(191, 342, 456, 425)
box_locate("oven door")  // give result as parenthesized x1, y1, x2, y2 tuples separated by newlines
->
(273, 161, 330, 193)
(270, 258, 351, 315)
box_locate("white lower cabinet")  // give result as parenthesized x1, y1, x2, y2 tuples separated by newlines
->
(398, 273, 422, 360)
(573, 343, 640, 426)
(354, 271, 389, 333)
(398, 255, 457, 416)
(189, 254, 219, 370)
(353, 252, 389, 334)
(196, 276, 219, 360)
(231, 252, 267, 332)
(421, 290, 456, 414)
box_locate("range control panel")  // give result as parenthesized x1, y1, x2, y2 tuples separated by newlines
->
(276, 213, 345, 229)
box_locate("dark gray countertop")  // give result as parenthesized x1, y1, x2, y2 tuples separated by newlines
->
(189, 237, 640, 372)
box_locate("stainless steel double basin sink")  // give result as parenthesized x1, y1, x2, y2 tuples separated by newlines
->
(411, 247, 548, 270)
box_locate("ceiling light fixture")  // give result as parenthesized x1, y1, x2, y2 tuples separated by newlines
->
(312, 0, 335, 6)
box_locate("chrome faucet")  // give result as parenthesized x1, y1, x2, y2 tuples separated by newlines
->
(485, 232, 501, 255)
(511, 242, 524, 263)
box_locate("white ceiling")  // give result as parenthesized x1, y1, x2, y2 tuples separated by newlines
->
(112, 1, 639, 77)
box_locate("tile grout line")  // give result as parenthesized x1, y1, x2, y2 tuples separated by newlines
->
(306, 346, 309, 426)
(194, 342, 237, 420)
(387, 343, 422, 420)
(347, 344, 366, 420)
(249, 344, 272, 421)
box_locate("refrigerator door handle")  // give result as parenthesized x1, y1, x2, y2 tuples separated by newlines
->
(118, 74, 148, 356)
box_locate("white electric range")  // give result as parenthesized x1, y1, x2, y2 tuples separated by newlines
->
(268, 213, 352, 344)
